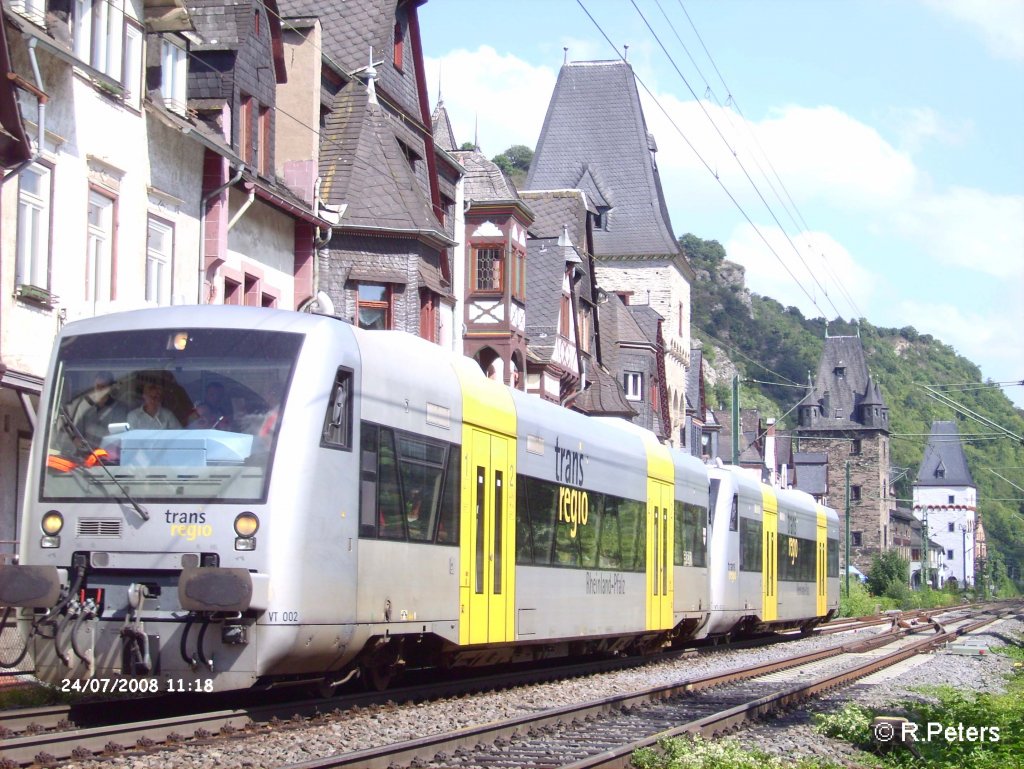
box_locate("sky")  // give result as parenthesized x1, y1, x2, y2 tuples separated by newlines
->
(418, 0, 1024, 409)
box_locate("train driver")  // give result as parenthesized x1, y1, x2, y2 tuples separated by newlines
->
(127, 382, 182, 430)
(72, 371, 128, 446)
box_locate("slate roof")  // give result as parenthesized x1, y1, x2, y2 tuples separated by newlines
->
(525, 237, 566, 364)
(319, 78, 448, 241)
(279, 0, 420, 118)
(793, 451, 828, 496)
(520, 190, 595, 307)
(431, 98, 457, 153)
(526, 60, 680, 261)
(802, 335, 888, 429)
(573, 363, 635, 417)
(685, 348, 703, 414)
(451, 149, 519, 201)
(916, 421, 975, 488)
(626, 304, 661, 346)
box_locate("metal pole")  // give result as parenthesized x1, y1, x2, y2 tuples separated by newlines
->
(921, 506, 929, 589)
(731, 375, 739, 466)
(844, 460, 851, 595)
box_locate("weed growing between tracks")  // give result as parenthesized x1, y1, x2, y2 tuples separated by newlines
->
(813, 633, 1024, 769)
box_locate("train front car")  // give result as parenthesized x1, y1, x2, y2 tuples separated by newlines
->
(0, 307, 344, 692)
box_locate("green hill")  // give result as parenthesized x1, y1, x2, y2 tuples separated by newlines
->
(681, 233, 1024, 592)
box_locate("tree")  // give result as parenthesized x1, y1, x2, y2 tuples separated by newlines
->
(459, 141, 476, 151)
(491, 144, 534, 176)
(867, 549, 910, 596)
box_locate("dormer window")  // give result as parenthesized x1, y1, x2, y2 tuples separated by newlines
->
(595, 206, 611, 230)
(72, 0, 143, 107)
(161, 39, 188, 115)
(834, 366, 846, 378)
(397, 139, 420, 173)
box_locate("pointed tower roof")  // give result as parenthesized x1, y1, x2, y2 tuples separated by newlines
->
(525, 60, 680, 261)
(431, 98, 458, 153)
(916, 421, 975, 488)
(802, 335, 888, 430)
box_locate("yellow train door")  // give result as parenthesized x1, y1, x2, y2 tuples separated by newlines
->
(462, 428, 513, 645)
(646, 480, 674, 630)
(761, 487, 778, 622)
(816, 506, 828, 616)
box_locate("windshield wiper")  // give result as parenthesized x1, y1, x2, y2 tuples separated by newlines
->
(59, 405, 150, 523)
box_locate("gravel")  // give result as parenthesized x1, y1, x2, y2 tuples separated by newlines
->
(47, 615, 1024, 769)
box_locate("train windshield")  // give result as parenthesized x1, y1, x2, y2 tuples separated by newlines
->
(41, 327, 303, 504)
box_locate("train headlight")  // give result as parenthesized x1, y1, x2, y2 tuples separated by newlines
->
(234, 513, 259, 538)
(234, 512, 259, 551)
(41, 511, 64, 536)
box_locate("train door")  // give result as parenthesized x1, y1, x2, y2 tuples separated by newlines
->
(816, 507, 828, 616)
(645, 480, 674, 630)
(761, 488, 778, 622)
(461, 428, 514, 645)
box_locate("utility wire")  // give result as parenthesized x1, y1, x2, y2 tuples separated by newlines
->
(628, 0, 847, 321)
(673, 0, 864, 320)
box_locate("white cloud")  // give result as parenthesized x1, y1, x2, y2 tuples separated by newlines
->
(891, 188, 1024, 280)
(724, 224, 876, 320)
(924, 0, 1024, 61)
(424, 47, 555, 157)
(885, 107, 973, 153)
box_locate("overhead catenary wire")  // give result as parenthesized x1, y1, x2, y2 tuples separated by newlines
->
(625, 0, 849, 322)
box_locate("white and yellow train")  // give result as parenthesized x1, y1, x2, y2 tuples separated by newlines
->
(0, 307, 839, 691)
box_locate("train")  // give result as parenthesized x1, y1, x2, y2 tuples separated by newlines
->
(0, 306, 839, 692)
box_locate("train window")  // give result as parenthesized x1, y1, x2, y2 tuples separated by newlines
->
(436, 450, 459, 544)
(729, 496, 738, 532)
(553, 506, 582, 567)
(321, 368, 353, 450)
(359, 423, 379, 536)
(475, 467, 485, 593)
(515, 481, 535, 563)
(621, 499, 645, 571)
(377, 429, 404, 539)
(359, 422, 460, 545)
(397, 434, 446, 543)
(596, 494, 623, 569)
(578, 498, 599, 568)
(739, 517, 762, 572)
(708, 479, 720, 529)
(827, 538, 839, 578)
(674, 501, 707, 568)
(778, 533, 816, 582)
(493, 471, 503, 593)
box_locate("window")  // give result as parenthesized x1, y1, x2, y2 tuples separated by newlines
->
(258, 105, 271, 176)
(852, 531, 862, 547)
(851, 439, 861, 455)
(11, 0, 45, 24)
(511, 248, 526, 299)
(160, 39, 187, 114)
(559, 294, 571, 338)
(393, 21, 404, 71)
(623, 372, 643, 401)
(739, 517, 762, 572)
(244, 273, 259, 306)
(834, 409, 842, 419)
(674, 501, 707, 568)
(224, 277, 241, 305)
(678, 301, 684, 337)
(145, 216, 173, 305)
(239, 94, 253, 163)
(16, 162, 52, 291)
(834, 366, 846, 378)
(356, 282, 391, 330)
(947, 549, 954, 560)
(729, 495, 738, 532)
(86, 189, 115, 303)
(850, 485, 861, 502)
(74, 0, 140, 88)
(948, 495, 955, 505)
(122, 21, 143, 110)
(321, 368, 352, 450)
(474, 248, 503, 291)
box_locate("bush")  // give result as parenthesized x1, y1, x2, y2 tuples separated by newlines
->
(867, 551, 910, 596)
(840, 579, 879, 617)
(632, 735, 845, 769)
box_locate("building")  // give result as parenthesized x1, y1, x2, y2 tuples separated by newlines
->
(280, 0, 458, 342)
(525, 59, 694, 445)
(794, 333, 891, 572)
(913, 420, 978, 588)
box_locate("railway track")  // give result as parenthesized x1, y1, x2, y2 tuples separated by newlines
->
(270, 604, 1019, 769)
(0, 603, 1010, 767)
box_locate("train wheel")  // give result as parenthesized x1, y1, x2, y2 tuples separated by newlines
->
(361, 661, 399, 691)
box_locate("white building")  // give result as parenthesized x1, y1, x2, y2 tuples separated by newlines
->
(912, 421, 977, 588)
